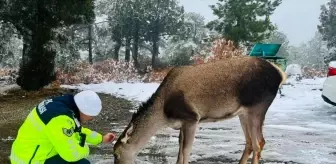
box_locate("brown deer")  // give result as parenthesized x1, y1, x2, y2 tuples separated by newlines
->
(113, 56, 287, 164)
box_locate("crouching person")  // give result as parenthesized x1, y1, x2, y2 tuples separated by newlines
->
(10, 90, 116, 164)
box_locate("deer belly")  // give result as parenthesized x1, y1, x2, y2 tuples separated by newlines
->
(167, 121, 183, 130)
(199, 105, 245, 123)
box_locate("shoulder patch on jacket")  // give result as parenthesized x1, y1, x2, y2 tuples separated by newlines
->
(62, 127, 75, 137)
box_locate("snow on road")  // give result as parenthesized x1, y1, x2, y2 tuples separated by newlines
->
(62, 77, 336, 164)
(62, 82, 159, 102)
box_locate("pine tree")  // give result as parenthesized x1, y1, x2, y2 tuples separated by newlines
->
(5, 0, 95, 91)
(207, 0, 282, 47)
(318, 0, 336, 63)
(143, 0, 185, 68)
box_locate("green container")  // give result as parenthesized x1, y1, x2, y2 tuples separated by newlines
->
(249, 43, 281, 57)
(249, 43, 287, 72)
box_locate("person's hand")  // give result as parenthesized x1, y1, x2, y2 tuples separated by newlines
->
(103, 133, 116, 143)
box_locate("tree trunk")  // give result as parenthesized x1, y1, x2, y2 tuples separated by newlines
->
(132, 39, 139, 68)
(151, 17, 160, 69)
(114, 39, 121, 61)
(88, 24, 93, 64)
(132, 38, 139, 68)
(21, 35, 31, 66)
(125, 37, 131, 62)
(152, 37, 159, 69)
(132, 43, 139, 68)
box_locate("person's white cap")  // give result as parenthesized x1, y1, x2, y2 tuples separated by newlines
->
(74, 90, 102, 116)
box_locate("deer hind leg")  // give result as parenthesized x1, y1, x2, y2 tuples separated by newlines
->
(247, 102, 270, 164)
(177, 129, 184, 163)
(176, 122, 198, 164)
(238, 113, 253, 164)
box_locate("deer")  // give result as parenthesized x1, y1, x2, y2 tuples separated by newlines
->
(113, 56, 287, 164)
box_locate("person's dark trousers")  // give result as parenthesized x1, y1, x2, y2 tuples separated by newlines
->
(44, 155, 90, 164)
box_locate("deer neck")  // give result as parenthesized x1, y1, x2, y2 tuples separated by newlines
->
(121, 100, 166, 153)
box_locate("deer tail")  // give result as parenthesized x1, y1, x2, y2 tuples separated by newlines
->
(268, 61, 287, 86)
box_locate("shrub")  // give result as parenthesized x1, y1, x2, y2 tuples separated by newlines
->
(301, 66, 327, 79)
(191, 39, 245, 64)
(0, 68, 19, 85)
(56, 59, 143, 85)
(142, 66, 174, 83)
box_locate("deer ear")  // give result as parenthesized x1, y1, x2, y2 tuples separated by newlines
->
(126, 124, 134, 136)
(121, 123, 134, 144)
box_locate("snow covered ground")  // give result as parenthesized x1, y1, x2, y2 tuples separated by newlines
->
(0, 81, 19, 95)
(62, 77, 336, 164)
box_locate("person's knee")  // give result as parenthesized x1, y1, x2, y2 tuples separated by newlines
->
(77, 158, 90, 164)
(45, 155, 90, 164)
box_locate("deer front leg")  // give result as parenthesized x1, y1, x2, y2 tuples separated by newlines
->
(176, 122, 198, 164)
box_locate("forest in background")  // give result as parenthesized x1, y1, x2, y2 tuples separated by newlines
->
(0, 0, 335, 90)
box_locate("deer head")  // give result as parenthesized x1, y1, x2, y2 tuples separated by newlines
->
(113, 122, 136, 164)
